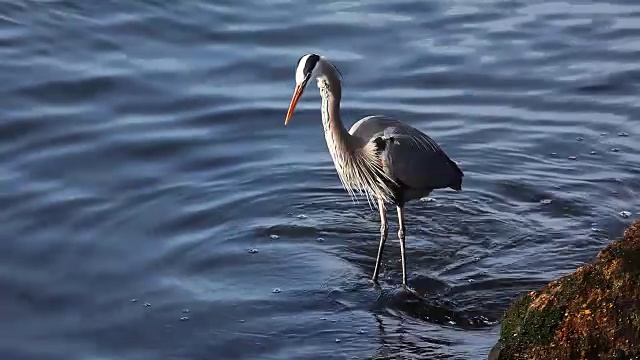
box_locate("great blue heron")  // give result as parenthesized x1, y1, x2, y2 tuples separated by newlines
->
(285, 54, 463, 288)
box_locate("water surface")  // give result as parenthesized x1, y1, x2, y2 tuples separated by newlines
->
(0, 0, 639, 359)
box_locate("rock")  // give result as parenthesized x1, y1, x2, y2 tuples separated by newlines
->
(489, 220, 640, 359)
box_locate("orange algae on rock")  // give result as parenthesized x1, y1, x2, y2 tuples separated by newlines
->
(489, 220, 640, 360)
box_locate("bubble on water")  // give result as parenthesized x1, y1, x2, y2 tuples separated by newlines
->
(130, 298, 137, 303)
(540, 199, 552, 205)
(568, 156, 577, 160)
(611, 148, 620, 152)
(357, 330, 365, 335)
(270, 234, 279, 240)
(479, 316, 498, 326)
(448, 321, 456, 325)
(272, 288, 281, 293)
(420, 196, 436, 202)
(297, 214, 308, 219)
(247, 248, 259, 254)
(316, 237, 325, 242)
(468, 279, 474, 283)
(144, 302, 151, 307)
(576, 137, 583, 141)
(590, 151, 597, 155)
(619, 211, 631, 218)
(335, 338, 341, 343)
(600, 132, 607, 136)
(180, 316, 189, 321)
(550, 152, 557, 156)
(320, 317, 327, 321)
(618, 132, 629, 137)
(238, 319, 245, 323)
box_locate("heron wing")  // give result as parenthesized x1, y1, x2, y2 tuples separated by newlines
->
(349, 115, 396, 141)
(349, 115, 463, 191)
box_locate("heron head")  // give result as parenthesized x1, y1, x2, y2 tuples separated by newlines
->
(285, 53, 321, 125)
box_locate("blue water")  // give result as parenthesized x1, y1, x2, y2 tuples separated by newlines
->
(0, 1, 639, 359)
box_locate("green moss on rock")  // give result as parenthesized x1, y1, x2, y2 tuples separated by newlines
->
(499, 293, 564, 347)
(490, 220, 640, 360)
(499, 293, 532, 340)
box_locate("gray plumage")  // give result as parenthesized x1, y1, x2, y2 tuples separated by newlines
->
(349, 115, 463, 205)
(285, 54, 463, 289)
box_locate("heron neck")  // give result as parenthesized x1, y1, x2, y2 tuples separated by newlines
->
(319, 77, 352, 147)
(319, 77, 365, 188)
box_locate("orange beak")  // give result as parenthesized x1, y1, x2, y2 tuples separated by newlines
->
(285, 83, 305, 125)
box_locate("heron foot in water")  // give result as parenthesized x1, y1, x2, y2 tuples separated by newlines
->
(402, 284, 422, 299)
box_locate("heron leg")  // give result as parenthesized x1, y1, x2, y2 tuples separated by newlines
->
(397, 205, 407, 287)
(372, 198, 388, 282)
